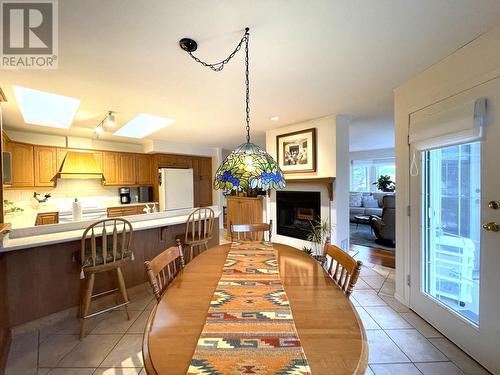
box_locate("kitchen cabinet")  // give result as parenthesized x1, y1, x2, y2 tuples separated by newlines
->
(5, 141, 34, 188)
(107, 204, 156, 218)
(34, 146, 57, 187)
(158, 154, 191, 168)
(35, 212, 59, 225)
(118, 153, 136, 185)
(198, 157, 213, 207)
(103, 152, 120, 185)
(136, 154, 153, 185)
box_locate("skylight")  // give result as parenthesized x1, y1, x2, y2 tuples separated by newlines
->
(13, 86, 81, 129)
(113, 113, 175, 138)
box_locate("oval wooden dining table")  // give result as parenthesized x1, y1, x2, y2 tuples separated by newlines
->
(143, 243, 368, 375)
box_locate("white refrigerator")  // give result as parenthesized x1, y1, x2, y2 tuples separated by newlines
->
(158, 168, 194, 211)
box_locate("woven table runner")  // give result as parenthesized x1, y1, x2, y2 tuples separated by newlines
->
(187, 241, 312, 375)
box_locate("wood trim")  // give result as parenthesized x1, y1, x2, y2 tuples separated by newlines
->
(285, 177, 336, 200)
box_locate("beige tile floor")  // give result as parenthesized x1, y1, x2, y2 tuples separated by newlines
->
(5, 242, 491, 375)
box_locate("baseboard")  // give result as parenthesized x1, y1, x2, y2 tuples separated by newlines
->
(0, 328, 11, 375)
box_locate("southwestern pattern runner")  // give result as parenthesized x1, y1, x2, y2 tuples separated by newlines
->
(187, 241, 312, 375)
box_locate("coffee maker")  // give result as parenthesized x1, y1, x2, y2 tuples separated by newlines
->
(119, 187, 131, 204)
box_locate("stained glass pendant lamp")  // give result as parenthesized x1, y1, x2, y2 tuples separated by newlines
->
(179, 28, 286, 195)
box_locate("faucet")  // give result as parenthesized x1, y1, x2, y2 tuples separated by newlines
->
(33, 192, 51, 203)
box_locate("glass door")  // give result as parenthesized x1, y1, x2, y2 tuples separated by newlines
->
(421, 142, 481, 325)
(410, 77, 500, 374)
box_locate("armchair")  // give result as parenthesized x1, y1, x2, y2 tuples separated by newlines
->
(369, 195, 396, 247)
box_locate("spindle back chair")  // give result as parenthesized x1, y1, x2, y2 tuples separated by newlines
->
(324, 243, 362, 297)
(145, 239, 185, 301)
(230, 220, 272, 242)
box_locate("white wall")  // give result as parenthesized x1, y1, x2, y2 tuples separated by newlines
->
(349, 117, 395, 152)
(394, 23, 500, 305)
(266, 115, 337, 179)
(264, 114, 350, 249)
(6, 129, 143, 153)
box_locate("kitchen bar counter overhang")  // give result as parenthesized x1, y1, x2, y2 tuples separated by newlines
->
(1, 206, 220, 252)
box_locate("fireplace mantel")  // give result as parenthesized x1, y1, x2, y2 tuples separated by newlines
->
(284, 177, 336, 200)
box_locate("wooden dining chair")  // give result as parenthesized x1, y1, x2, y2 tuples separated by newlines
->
(230, 220, 272, 242)
(183, 207, 215, 262)
(77, 218, 134, 338)
(324, 243, 362, 297)
(144, 239, 185, 301)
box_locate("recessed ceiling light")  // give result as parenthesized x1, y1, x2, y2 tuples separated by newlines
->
(13, 86, 81, 129)
(113, 113, 175, 138)
(270, 115, 279, 121)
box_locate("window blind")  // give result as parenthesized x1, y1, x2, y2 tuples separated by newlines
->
(409, 98, 486, 150)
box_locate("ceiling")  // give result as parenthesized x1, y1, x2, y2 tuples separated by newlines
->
(2, 0, 500, 149)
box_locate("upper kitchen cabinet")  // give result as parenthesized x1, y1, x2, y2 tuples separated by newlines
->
(135, 154, 153, 185)
(5, 141, 34, 187)
(102, 152, 120, 185)
(118, 153, 136, 185)
(34, 146, 57, 187)
(158, 154, 192, 168)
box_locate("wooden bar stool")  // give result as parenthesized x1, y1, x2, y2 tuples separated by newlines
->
(77, 218, 134, 338)
(183, 207, 215, 262)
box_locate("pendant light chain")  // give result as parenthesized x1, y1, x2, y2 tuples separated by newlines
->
(244, 32, 250, 143)
(186, 28, 251, 143)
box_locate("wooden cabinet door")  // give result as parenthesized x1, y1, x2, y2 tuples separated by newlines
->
(35, 212, 59, 225)
(135, 154, 152, 185)
(34, 146, 56, 187)
(198, 157, 213, 206)
(103, 152, 119, 185)
(158, 154, 191, 168)
(6, 142, 34, 187)
(118, 153, 136, 185)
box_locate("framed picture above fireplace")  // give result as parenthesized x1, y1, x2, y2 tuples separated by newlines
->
(276, 127, 316, 173)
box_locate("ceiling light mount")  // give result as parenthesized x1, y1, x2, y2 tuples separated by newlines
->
(93, 110, 116, 137)
(179, 38, 197, 53)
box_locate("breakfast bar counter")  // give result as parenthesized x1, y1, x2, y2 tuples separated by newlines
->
(0, 209, 220, 327)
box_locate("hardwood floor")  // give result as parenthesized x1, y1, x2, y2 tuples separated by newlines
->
(351, 243, 395, 268)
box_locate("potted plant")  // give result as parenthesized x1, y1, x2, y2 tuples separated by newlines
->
(373, 175, 395, 192)
(306, 219, 330, 261)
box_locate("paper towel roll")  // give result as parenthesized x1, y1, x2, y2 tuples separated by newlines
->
(72, 198, 82, 222)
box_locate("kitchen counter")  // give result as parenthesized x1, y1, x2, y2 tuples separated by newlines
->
(1, 206, 220, 252)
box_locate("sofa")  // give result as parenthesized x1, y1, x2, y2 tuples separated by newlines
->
(349, 192, 394, 221)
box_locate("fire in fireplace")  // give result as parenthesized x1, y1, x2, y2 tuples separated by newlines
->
(276, 191, 321, 240)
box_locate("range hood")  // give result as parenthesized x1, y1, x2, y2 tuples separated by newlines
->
(57, 151, 104, 179)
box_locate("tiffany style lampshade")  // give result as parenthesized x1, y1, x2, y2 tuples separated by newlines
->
(214, 142, 286, 194)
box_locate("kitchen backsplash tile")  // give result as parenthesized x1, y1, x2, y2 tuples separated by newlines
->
(4, 179, 122, 211)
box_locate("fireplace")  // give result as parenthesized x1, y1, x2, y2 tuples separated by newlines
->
(276, 191, 321, 240)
